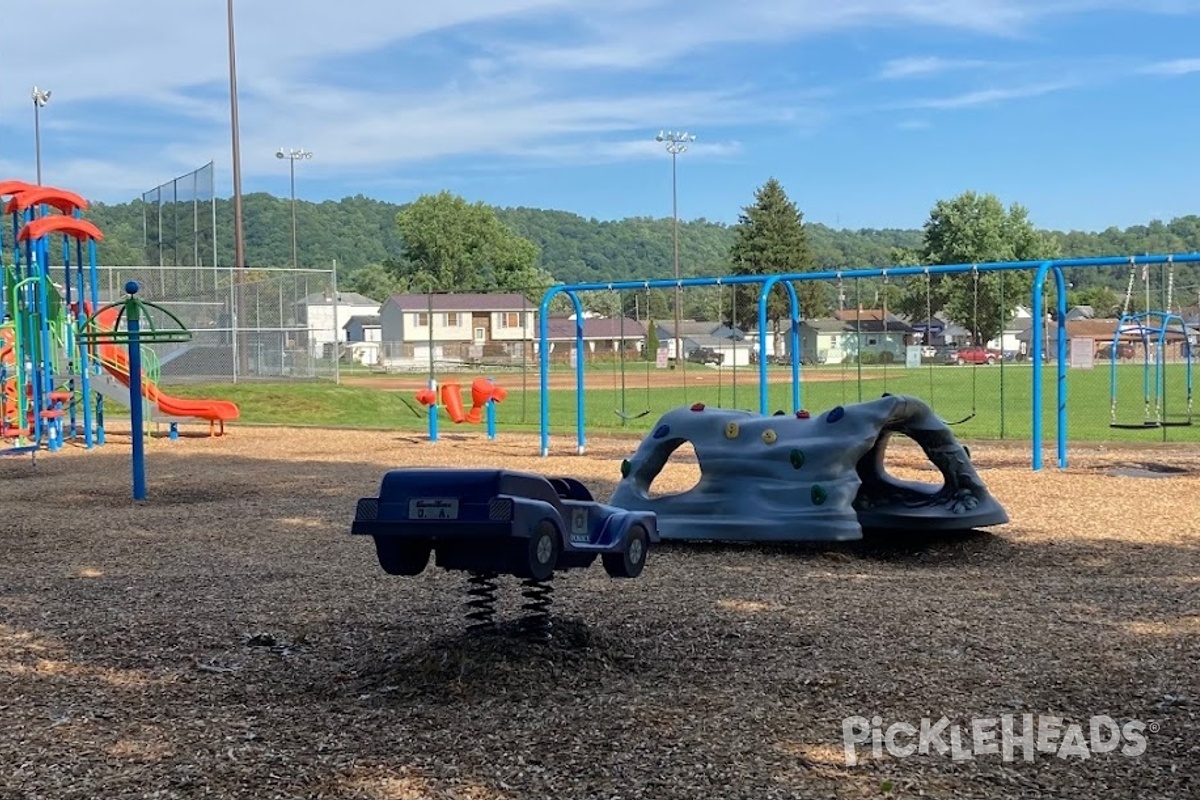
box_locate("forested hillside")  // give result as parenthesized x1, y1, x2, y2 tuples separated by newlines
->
(82, 192, 1200, 294)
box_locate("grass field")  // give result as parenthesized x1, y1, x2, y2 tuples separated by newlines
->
(161, 361, 1200, 445)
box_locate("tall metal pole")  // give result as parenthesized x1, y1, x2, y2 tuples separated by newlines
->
(276, 148, 313, 270)
(655, 130, 695, 380)
(227, 0, 248, 378)
(31, 87, 51, 186)
(290, 157, 296, 267)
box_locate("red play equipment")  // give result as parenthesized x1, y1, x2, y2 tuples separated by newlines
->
(416, 376, 508, 424)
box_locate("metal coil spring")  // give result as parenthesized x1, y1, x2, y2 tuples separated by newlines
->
(520, 578, 554, 641)
(465, 572, 499, 631)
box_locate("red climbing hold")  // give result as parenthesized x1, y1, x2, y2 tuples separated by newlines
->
(691, 403, 706, 411)
(796, 410, 811, 419)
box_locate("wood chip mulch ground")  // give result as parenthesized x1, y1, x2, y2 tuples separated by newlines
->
(1, 427, 1197, 799)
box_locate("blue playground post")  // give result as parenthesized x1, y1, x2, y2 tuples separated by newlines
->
(77, 280, 192, 501)
(486, 376, 497, 440)
(125, 283, 148, 500)
(428, 378, 439, 443)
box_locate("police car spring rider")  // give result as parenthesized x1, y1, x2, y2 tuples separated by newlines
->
(352, 468, 658, 638)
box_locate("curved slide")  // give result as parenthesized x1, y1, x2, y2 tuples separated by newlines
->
(93, 306, 239, 429)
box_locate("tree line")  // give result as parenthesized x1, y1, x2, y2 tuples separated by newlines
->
(81, 186, 1200, 345)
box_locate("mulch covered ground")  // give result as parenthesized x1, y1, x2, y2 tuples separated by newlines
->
(1, 427, 1197, 799)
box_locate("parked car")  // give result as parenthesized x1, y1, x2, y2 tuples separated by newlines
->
(351, 468, 658, 580)
(686, 346, 726, 366)
(946, 345, 1002, 365)
(1096, 342, 1136, 360)
(748, 350, 790, 366)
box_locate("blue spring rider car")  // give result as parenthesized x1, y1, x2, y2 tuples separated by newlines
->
(351, 468, 658, 581)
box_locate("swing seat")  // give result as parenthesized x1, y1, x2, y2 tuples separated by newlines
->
(1109, 421, 1160, 430)
(1158, 420, 1193, 428)
(614, 408, 651, 421)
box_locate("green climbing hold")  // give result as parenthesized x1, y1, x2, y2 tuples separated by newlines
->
(620, 458, 631, 478)
(789, 448, 805, 469)
(811, 484, 827, 505)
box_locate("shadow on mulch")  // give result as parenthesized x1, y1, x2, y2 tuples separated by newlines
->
(653, 527, 1008, 565)
(326, 618, 646, 704)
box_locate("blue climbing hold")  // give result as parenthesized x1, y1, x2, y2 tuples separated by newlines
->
(827, 406, 845, 423)
(652, 424, 670, 439)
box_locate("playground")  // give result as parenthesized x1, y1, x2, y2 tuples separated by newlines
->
(2, 425, 1197, 800)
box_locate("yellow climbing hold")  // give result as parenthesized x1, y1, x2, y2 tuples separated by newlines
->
(762, 428, 777, 444)
(724, 421, 740, 439)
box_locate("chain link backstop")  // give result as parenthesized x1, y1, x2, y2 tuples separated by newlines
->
(96, 265, 339, 382)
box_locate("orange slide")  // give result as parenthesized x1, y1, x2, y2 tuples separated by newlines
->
(92, 306, 240, 433)
(1, 338, 18, 434)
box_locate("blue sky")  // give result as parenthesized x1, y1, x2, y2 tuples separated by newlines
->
(2, 0, 1199, 232)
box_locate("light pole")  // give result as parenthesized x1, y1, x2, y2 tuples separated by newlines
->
(227, 0, 249, 377)
(655, 130, 695, 369)
(31, 87, 51, 185)
(276, 148, 313, 269)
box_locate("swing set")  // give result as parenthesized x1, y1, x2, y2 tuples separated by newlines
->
(610, 282, 747, 423)
(836, 266, 993, 427)
(1108, 262, 1194, 429)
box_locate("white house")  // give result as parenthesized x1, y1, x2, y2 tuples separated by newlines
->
(343, 314, 382, 365)
(295, 291, 382, 357)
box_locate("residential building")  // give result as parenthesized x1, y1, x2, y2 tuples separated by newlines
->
(378, 292, 536, 366)
(295, 291, 382, 357)
(832, 309, 916, 363)
(545, 317, 646, 362)
(798, 319, 849, 364)
(343, 314, 382, 365)
(653, 320, 754, 365)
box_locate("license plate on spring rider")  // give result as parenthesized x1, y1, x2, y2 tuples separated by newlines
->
(409, 499, 459, 520)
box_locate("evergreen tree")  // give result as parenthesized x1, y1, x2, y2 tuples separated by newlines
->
(645, 320, 660, 361)
(726, 179, 825, 340)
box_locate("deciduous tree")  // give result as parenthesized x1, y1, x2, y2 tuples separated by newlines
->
(393, 191, 555, 296)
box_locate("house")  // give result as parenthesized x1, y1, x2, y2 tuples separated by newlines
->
(378, 292, 536, 365)
(1065, 305, 1095, 321)
(798, 319, 849, 364)
(832, 309, 916, 363)
(295, 291, 382, 357)
(343, 314, 381, 365)
(545, 317, 646, 362)
(654, 320, 755, 365)
(345, 314, 382, 343)
(998, 316, 1032, 357)
(1013, 318, 1190, 363)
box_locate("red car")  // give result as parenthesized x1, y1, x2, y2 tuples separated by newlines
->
(946, 346, 1001, 365)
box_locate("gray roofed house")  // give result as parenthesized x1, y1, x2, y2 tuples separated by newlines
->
(293, 291, 383, 356)
(343, 314, 382, 343)
(546, 317, 646, 340)
(296, 291, 382, 308)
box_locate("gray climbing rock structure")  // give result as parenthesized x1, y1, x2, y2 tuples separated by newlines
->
(608, 395, 1009, 542)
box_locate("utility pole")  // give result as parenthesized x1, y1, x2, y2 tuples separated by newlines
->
(227, 0, 249, 377)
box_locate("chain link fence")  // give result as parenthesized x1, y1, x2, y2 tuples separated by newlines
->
(95, 265, 340, 382)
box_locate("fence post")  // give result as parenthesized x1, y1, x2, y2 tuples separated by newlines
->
(331, 261, 340, 385)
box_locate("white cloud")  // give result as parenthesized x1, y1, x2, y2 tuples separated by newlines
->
(1138, 57, 1200, 75)
(878, 56, 992, 79)
(903, 81, 1075, 109)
